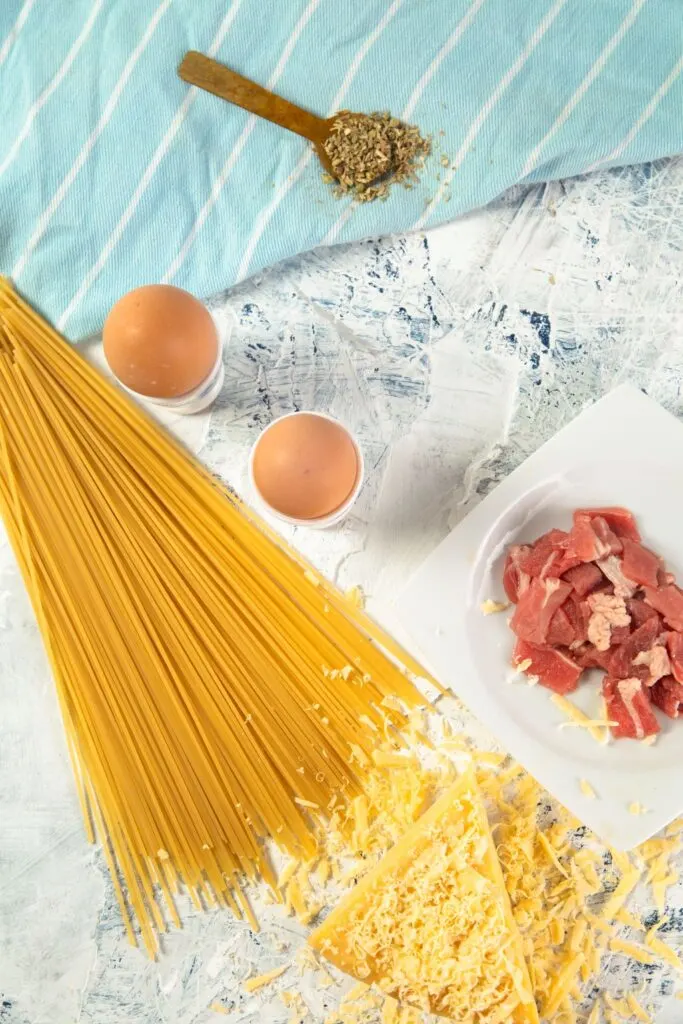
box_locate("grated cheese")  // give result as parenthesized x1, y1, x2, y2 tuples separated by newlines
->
(481, 598, 510, 614)
(550, 695, 612, 744)
(209, 1003, 229, 1015)
(579, 778, 597, 799)
(243, 965, 289, 992)
(603, 993, 633, 1017)
(609, 938, 654, 964)
(371, 749, 419, 769)
(628, 802, 648, 816)
(615, 908, 643, 931)
(245, 707, 683, 1023)
(626, 992, 652, 1022)
(645, 933, 683, 972)
(345, 585, 366, 609)
(309, 770, 539, 1022)
(586, 1002, 600, 1024)
(277, 859, 299, 889)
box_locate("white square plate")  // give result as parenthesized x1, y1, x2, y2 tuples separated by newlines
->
(393, 385, 683, 849)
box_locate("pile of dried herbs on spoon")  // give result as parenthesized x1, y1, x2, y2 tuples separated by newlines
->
(322, 111, 431, 202)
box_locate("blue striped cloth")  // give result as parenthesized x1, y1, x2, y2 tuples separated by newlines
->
(1, 0, 682, 341)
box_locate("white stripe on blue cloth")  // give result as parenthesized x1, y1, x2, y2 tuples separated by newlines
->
(0, 0, 36, 69)
(12, 0, 171, 282)
(233, 0, 406, 283)
(163, 0, 322, 284)
(417, 0, 569, 230)
(0, 1, 103, 179)
(57, 0, 245, 331)
(521, 0, 647, 177)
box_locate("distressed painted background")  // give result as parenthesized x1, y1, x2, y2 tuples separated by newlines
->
(2, 157, 683, 1022)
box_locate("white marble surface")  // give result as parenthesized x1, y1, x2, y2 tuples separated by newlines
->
(2, 157, 683, 1023)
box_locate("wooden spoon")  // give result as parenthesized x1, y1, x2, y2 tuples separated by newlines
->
(178, 51, 339, 178)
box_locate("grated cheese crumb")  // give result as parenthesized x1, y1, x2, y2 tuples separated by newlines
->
(243, 965, 289, 992)
(209, 1003, 229, 1015)
(615, 908, 643, 932)
(550, 694, 612, 744)
(626, 992, 652, 1022)
(644, 933, 683, 972)
(629, 802, 649, 816)
(579, 778, 597, 800)
(604, 993, 633, 1017)
(345, 585, 366, 609)
(586, 1002, 600, 1024)
(609, 938, 654, 964)
(481, 598, 510, 614)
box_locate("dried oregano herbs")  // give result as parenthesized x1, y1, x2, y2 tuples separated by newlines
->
(322, 111, 431, 202)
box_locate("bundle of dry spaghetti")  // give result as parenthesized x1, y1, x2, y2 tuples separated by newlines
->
(0, 278, 432, 956)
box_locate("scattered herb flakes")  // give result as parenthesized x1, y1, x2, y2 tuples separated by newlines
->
(322, 111, 431, 203)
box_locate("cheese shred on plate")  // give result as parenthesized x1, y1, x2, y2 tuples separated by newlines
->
(309, 769, 538, 1023)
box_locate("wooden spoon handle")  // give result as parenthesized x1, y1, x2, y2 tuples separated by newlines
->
(178, 51, 328, 144)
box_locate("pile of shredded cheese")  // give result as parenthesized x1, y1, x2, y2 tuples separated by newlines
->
(215, 705, 683, 1024)
(309, 770, 537, 1022)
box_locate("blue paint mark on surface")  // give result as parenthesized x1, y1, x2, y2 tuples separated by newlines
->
(520, 309, 551, 349)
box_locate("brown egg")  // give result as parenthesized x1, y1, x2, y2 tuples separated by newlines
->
(103, 285, 218, 398)
(252, 413, 359, 520)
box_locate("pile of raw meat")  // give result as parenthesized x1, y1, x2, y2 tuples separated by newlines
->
(503, 507, 683, 740)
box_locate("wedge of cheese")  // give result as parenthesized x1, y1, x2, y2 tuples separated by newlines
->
(309, 769, 539, 1023)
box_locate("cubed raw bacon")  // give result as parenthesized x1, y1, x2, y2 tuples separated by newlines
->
(632, 643, 671, 686)
(627, 598, 661, 630)
(596, 555, 637, 598)
(510, 577, 573, 645)
(608, 617, 660, 679)
(546, 605, 575, 646)
(620, 538, 661, 589)
(603, 676, 660, 739)
(517, 529, 571, 579)
(651, 676, 683, 719)
(643, 585, 683, 632)
(609, 624, 632, 645)
(561, 561, 604, 597)
(513, 639, 582, 694)
(565, 514, 622, 563)
(666, 632, 683, 684)
(500, 506, 683, 741)
(573, 643, 613, 671)
(574, 507, 641, 542)
(502, 545, 532, 603)
(565, 592, 589, 644)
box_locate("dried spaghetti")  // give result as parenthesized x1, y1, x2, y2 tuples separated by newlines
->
(0, 279, 433, 955)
